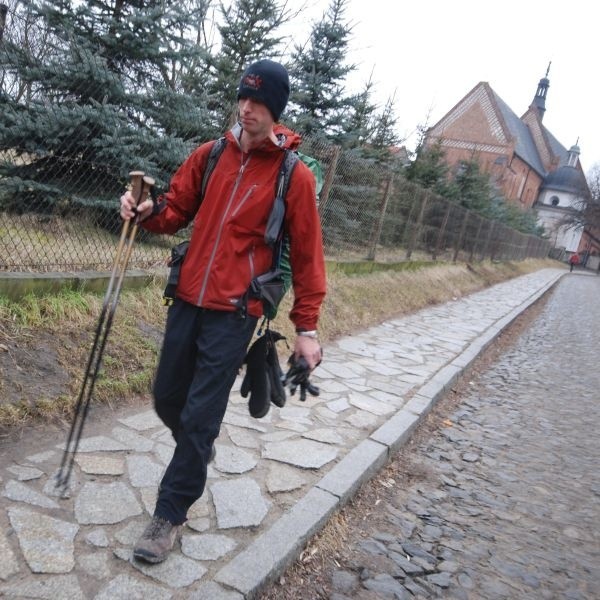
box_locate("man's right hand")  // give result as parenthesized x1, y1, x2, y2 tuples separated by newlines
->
(120, 190, 153, 221)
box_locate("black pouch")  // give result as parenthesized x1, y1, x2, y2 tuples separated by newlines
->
(236, 268, 286, 319)
(163, 240, 189, 305)
(249, 269, 286, 311)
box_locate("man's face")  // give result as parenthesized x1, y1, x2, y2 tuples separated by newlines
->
(238, 97, 274, 137)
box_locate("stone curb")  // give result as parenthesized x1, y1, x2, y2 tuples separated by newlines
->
(213, 271, 564, 599)
(213, 488, 339, 595)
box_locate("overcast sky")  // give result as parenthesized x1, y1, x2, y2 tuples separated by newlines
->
(297, 0, 598, 173)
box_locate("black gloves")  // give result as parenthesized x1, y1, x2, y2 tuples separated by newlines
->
(241, 329, 321, 418)
(283, 354, 320, 402)
(241, 329, 287, 419)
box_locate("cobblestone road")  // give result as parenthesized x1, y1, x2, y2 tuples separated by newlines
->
(306, 274, 600, 600)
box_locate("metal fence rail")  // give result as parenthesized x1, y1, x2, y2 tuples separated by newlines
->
(0, 4, 550, 274)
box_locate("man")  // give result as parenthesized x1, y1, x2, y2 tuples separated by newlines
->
(569, 252, 580, 272)
(119, 59, 326, 563)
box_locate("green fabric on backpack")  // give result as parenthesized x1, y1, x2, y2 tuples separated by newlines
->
(265, 152, 322, 320)
(297, 151, 324, 199)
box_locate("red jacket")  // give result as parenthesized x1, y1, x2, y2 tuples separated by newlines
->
(142, 124, 326, 331)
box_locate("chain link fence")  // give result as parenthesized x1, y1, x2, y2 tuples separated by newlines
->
(0, 4, 550, 274)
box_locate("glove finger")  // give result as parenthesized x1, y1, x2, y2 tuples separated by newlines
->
(268, 363, 286, 408)
(240, 373, 251, 398)
(299, 383, 307, 402)
(248, 372, 271, 419)
(306, 382, 320, 396)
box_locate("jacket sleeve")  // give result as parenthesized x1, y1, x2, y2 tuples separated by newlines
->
(141, 143, 212, 235)
(285, 162, 327, 331)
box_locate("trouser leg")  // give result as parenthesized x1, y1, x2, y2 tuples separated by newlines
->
(153, 299, 202, 440)
(154, 307, 257, 525)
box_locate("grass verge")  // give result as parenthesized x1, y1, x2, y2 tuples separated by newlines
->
(0, 258, 561, 428)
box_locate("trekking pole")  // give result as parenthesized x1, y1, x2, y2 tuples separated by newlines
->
(55, 171, 154, 495)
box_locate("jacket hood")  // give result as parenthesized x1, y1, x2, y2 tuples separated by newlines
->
(227, 122, 302, 152)
(274, 124, 303, 151)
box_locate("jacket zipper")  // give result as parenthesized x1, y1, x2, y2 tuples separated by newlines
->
(197, 154, 252, 305)
(231, 184, 257, 217)
(248, 246, 255, 280)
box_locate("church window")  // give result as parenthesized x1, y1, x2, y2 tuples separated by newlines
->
(550, 196, 560, 206)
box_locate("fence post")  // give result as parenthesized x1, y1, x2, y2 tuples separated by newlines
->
(469, 216, 483, 262)
(317, 144, 340, 216)
(0, 4, 8, 42)
(482, 221, 496, 260)
(367, 173, 393, 261)
(432, 203, 451, 260)
(490, 223, 502, 261)
(452, 210, 470, 262)
(514, 230, 522, 260)
(405, 189, 430, 260)
(529, 236, 536, 259)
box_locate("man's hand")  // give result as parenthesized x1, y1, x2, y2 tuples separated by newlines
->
(120, 190, 153, 222)
(293, 335, 321, 370)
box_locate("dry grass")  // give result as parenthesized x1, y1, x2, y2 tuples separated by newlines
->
(0, 257, 561, 428)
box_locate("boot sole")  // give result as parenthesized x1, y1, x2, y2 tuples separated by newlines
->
(133, 548, 168, 564)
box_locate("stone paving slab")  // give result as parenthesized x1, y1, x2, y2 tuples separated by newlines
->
(0, 268, 564, 599)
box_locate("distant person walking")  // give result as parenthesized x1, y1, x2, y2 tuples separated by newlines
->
(569, 253, 580, 272)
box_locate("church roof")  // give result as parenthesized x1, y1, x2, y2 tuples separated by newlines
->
(490, 90, 547, 176)
(541, 165, 588, 195)
(543, 128, 569, 167)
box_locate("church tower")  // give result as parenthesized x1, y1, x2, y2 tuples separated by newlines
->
(530, 62, 551, 121)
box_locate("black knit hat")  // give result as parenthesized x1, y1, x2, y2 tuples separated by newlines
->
(237, 59, 290, 122)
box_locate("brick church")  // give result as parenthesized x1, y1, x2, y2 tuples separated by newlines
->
(423, 67, 598, 260)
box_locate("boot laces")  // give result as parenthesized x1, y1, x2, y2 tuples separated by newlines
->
(146, 517, 171, 540)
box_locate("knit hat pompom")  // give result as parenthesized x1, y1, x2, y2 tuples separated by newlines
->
(237, 59, 290, 122)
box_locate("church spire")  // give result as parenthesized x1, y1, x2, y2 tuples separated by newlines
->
(530, 62, 551, 120)
(567, 139, 580, 167)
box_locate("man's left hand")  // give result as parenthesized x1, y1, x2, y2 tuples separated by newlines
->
(294, 336, 322, 370)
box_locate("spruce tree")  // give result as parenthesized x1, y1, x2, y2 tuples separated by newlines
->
(0, 0, 213, 215)
(287, 0, 355, 139)
(339, 73, 378, 150)
(367, 92, 402, 163)
(405, 134, 451, 196)
(451, 159, 493, 213)
(207, 0, 289, 131)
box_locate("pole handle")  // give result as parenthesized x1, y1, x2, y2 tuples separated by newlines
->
(128, 170, 145, 206)
(141, 175, 155, 201)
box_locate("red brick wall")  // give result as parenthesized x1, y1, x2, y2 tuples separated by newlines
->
(429, 143, 541, 207)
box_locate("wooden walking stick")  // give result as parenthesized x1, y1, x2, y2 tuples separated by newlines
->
(55, 171, 154, 495)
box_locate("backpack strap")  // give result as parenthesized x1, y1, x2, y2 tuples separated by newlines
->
(200, 137, 228, 201)
(235, 150, 300, 319)
(264, 149, 300, 253)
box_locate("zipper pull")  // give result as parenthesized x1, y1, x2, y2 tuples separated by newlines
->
(240, 154, 251, 175)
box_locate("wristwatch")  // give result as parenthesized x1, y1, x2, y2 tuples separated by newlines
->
(297, 330, 318, 339)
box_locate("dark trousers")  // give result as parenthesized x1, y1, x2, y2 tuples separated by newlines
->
(153, 299, 257, 525)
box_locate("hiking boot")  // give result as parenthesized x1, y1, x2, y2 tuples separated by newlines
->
(133, 516, 179, 563)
